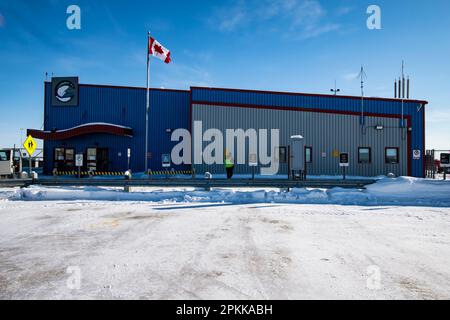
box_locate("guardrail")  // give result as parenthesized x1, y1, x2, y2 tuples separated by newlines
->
(0, 176, 376, 189)
(0, 178, 33, 188)
(35, 178, 375, 189)
(54, 170, 193, 176)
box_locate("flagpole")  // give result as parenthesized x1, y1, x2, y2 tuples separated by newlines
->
(145, 31, 150, 173)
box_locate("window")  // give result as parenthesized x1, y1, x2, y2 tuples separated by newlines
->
(87, 148, 97, 161)
(54, 147, 75, 170)
(65, 149, 74, 161)
(65, 148, 75, 169)
(277, 146, 287, 163)
(385, 148, 399, 164)
(0, 150, 11, 161)
(358, 147, 371, 164)
(305, 147, 312, 163)
(55, 148, 65, 161)
(87, 148, 97, 171)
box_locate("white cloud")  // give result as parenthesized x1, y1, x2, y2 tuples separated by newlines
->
(210, 0, 340, 40)
(335, 6, 353, 16)
(342, 72, 360, 81)
(220, 9, 246, 32)
(158, 63, 213, 89)
(296, 23, 340, 40)
(213, 2, 247, 32)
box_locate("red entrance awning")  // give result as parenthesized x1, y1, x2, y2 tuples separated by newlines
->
(27, 123, 133, 140)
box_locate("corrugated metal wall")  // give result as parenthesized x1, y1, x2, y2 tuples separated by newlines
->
(191, 87, 426, 177)
(192, 104, 408, 177)
(43, 83, 190, 174)
(42, 84, 425, 177)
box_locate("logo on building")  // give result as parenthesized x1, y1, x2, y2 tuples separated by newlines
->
(51, 77, 79, 106)
(55, 80, 75, 103)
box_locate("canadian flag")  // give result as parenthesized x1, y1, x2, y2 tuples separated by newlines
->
(148, 37, 171, 64)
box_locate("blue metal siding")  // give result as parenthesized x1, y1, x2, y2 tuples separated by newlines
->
(147, 89, 191, 171)
(191, 88, 426, 177)
(43, 83, 189, 174)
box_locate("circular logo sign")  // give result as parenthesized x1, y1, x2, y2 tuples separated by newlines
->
(55, 80, 75, 103)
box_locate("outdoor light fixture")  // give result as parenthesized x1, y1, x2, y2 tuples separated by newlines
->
(375, 125, 384, 130)
(165, 128, 172, 133)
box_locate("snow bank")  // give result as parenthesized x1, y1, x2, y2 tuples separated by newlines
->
(1, 177, 450, 207)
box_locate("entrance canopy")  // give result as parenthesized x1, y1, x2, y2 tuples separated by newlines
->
(27, 122, 133, 140)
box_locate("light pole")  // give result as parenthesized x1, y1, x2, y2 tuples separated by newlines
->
(330, 80, 341, 95)
(20, 128, 24, 146)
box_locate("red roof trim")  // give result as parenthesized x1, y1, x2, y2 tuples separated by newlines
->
(191, 86, 428, 105)
(192, 100, 414, 119)
(27, 123, 133, 141)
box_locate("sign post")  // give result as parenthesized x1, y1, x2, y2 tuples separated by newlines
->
(249, 153, 257, 180)
(127, 148, 131, 171)
(339, 153, 349, 180)
(440, 153, 450, 180)
(75, 154, 83, 178)
(23, 135, 37, 176)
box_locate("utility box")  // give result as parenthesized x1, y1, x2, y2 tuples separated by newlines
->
(290, 135, 305, 180)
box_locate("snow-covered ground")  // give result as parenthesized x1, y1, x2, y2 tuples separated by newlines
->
(1, 177, 450, 299)
(2, 176, 450, 207)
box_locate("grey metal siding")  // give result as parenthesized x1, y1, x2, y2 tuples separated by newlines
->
(192, 104, 408, 177)
(191, 87, 426, 177)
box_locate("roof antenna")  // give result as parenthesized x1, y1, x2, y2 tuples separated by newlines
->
(358, 65, 367, 128)
(401, 60, 405, 127)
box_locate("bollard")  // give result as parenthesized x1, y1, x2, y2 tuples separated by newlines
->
(124, 170, 132, 192)
(31, 171, 38, 180)
(204, 172, 212, 191)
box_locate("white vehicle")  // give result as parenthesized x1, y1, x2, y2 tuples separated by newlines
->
(0, 149, 14, 177)
(0, 149, 22, 178)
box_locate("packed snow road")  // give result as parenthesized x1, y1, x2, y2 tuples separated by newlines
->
(1, 198, 450, 299)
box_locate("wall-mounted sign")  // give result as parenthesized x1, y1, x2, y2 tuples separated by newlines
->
(321, 152, 327, 158)
(75, 154, 83, 167)
(413, 150, 421, 160)
(441, 153, 450, 168)
(162, 154, 171, 168)
(51, 77, 79, 106)
(339, 153, 349, 167)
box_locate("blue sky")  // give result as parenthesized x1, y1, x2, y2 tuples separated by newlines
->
(1, 0, 450, 149)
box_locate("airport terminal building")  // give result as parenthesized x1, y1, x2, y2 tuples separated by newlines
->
(28, 77, 428, 177)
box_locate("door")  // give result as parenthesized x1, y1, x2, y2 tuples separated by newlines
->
(97, 148, 109, 172)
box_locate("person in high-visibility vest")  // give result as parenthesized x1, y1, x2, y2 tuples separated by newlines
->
(224, 149, 235, 179)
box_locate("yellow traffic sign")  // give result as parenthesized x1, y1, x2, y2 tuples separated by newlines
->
(23, 135, 37, 156)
